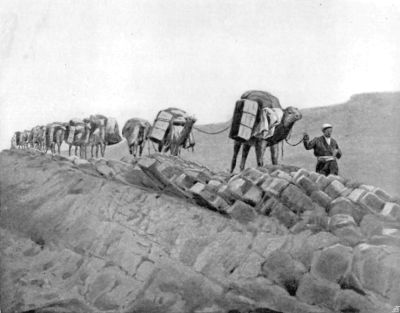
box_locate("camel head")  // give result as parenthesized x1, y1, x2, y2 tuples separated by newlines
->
(185, 116, 197, 125)
(122, 121, 140, 151)
(283, 106, 302, 128)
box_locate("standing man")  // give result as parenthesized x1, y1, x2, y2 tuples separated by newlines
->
(303, 123, 342, 176)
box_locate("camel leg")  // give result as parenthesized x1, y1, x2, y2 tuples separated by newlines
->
(170, 144, 176, 156)
(139, 143, 144, 157)
(147, 140, 151, 155)
(172, 144, 180, 156)
(230, 141, 242, 173)
(255, 140, 264, 167)
(239, 143, 251, 172)
(132, 144, 137, 157)
(270, 144, 279, 165)
(101, 145, 106, 158)
(162, 142, 170, 154)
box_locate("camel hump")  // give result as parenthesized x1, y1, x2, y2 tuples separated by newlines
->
(241, 90, 282, 109)
(163, 107, 190, 125)
(123, 118, 150, 132)
(69, 118, 85, 126)
(51, 122, 66, 129)
(92, 114, 107, 121)
(90, 114, 108, 126)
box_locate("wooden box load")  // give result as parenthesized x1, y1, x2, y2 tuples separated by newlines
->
(149, 110, 174, 143)
(229, 99, 259, 141)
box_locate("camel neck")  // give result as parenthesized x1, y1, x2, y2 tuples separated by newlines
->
(176, 120, 194, 146)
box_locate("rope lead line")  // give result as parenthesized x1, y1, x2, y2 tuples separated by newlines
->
(285, 137, 304, 146)
(193, 120, 232, 135)
(284, 128, 304, 146)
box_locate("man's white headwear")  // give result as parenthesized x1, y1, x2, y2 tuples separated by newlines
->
(322, 123, 333, 131)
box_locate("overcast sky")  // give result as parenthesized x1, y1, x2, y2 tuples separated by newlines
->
(0, 0, 399, 149)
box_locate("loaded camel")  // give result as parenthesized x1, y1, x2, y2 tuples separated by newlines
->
(14, 131, 22, 149)
(159, 116, 197, 156)
(89, 114, 122, 158)
(89, 114, 107, 158)
(31, 125, 47, 151)
(230, 90, 302, 173)
(64, 119, 92, 158)
(45, 123, 66, 155)
(20, 130, 31, 149)
(122, 118, 151, 157)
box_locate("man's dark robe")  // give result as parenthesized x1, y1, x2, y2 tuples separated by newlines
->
(303, 136, 342, 175)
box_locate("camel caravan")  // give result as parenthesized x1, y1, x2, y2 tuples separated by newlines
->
(11, 115, 123, 159)
(11, 90, 303, 168)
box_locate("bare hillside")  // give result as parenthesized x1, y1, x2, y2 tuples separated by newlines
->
(1, 149, 400, 312)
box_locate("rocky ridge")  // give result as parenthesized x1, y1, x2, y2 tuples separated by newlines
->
(0, 149, 399, 313)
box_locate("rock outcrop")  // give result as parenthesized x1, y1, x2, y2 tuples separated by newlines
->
(0, 149, 399, 313)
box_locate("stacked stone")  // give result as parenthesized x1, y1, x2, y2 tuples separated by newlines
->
(58, 153, 400, 252)
(133, 155, 400, 310)
(61, 153, 400, 241)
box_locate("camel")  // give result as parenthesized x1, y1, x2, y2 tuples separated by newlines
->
(10, 133, 17, 149)
(31, 126, 47, 151)
(122, 118, 151, 157)
(76, 119, 92, 159)
(14, 131, 22, 149)
(88, 114, 107, 158)
(30, 126, 39, 149)
(159, 116, 197, 156)
(20, 130, 31, 149)
(45, 123, 66, 155)
(40, 126, 47, 151)
(89, 115, 122, 158)
(64, 119, 91, 158)
(230, 90, 302, 173)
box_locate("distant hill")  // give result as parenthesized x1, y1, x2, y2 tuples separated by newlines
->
(103, 92, 400, 196)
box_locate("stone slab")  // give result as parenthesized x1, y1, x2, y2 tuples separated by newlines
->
(281, 184, 315, 213)
(373, 187, 392, 202)
(329, 197, 364, 224)
(324, 180, 348, 199)
(242, 185, 263, 206)
(310, 190, 332, 210)
(260, 177, 290, 198)
(226, 200, 257, 224)
(310, 244, 353, 282)
(296, 273, 340, 309)
(347, 188, 367, 203)
(359, 192, 386, 213)
(295, 175, 319, 196)
(381, 202, 400, 221)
